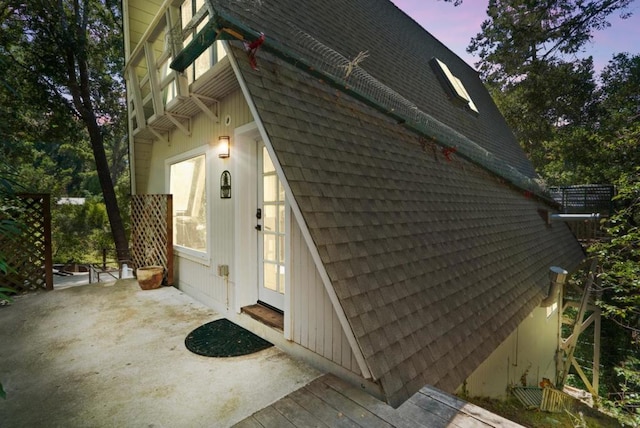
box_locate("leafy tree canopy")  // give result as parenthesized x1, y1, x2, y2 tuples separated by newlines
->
(2, 0, 130, 259)
(467, 0, 635, 172)
(469, 0, 633, 84)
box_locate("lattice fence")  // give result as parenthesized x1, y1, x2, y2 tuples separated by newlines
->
(0, 194, 53, 292)
(130, 194, 173, 285)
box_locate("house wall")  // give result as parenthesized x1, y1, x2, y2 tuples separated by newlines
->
(290, 214, 361, 374)
(134, 83, 362, 376)
(462, 303, 560, 398)
(139, 88, 252, 311)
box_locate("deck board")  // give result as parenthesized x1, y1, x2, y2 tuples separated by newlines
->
(233, 374, 524, 428)
(232, 417, 264, 428)
(304, 378, 393, 428)
(421, 386, 524, 428)
(272, 396, 330, 428)
(288, 383, 361, 428)
(252, 406, 297, 428)
(321, 375, 418, 428)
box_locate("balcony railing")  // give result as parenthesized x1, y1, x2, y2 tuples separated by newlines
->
(125, 0, 233, 142)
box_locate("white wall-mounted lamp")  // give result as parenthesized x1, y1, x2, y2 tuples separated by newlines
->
(218, 136, 230, 158)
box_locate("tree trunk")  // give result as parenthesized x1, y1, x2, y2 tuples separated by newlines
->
(86, 120, 130, 262)
(60, 5, 131, 264)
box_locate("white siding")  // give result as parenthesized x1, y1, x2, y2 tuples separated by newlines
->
(463, 305, 560, 398)
(135, 83, 361, 376)
(139, 88, 252, 311)
(290, 215, 360, 374)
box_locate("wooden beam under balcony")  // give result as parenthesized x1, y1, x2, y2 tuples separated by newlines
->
(170, 18, 220, 72)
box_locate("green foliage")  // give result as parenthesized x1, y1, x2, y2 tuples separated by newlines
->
(590, 172, 640, 331)
(463, 394, 622, 427)
(0, 165, 19, 400)
(2, 0, 130, 260)
(52, 198, 112, 264)
(469, 0, 633, 84)
(599, 357, 640, 426)
(471, 3, 638, 424)
(0, 286, 16, 304)
(469, 1, 633, 172)
(487, 59, 598, 170)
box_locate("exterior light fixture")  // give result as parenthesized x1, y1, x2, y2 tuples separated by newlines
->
(218, 136, 230, 158)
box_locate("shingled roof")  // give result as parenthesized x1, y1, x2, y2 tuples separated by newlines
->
(200, 0, 585, 407)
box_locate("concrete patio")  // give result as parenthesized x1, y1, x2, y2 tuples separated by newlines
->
(1, 278, 523, 428)
(0, 279, 320, 427)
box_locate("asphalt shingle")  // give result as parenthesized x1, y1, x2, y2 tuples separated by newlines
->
(211, 1, 585, 407)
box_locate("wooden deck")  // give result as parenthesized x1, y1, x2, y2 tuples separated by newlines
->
(233, 374, 523, 427)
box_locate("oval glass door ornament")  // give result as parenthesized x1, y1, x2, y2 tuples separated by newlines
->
(220, 170, 231, 199)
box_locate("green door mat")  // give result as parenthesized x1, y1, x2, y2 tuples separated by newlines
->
(185, 318, 273, 357)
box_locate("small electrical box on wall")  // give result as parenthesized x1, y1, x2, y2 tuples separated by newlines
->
(217, 264, 229, 277)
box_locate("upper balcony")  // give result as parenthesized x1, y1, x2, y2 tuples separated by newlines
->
(124, 0, 239, 143)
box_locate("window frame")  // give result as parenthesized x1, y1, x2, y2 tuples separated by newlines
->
(430, 57, 479, 115)
(180, 0, 227, 84)
(166, 146, 211, 264)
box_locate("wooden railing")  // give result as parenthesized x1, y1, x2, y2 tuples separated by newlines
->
(130, 194, 174, 286)
(125, 0, 225, 141)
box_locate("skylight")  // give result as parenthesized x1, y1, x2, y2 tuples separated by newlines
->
(430, 58, 478, 114)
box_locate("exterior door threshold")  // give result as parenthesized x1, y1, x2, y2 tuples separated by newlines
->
(242, 302, 284, 331)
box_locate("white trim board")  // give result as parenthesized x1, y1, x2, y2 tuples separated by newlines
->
(225, 41, 372, 380)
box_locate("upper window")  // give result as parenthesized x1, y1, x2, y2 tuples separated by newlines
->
(169, 153, 207, 254)
(430, 58, 478, 114)
(181, 0, 227, 83)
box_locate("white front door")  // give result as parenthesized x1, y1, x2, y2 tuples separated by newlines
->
(257, 144, 285, 310)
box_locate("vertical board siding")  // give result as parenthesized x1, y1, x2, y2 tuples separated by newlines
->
(135, 78, 359, 375)
(137, 88, 252, 311)
(291, 215, 359, 374)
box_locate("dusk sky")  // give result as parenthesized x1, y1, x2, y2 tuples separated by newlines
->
(391, 0, 640, 74)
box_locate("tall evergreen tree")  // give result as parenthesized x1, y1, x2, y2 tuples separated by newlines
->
(468, 0, 633, 169)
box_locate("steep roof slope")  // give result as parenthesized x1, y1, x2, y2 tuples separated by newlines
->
(202, 0, 585, 406)
(212, 0, 536, 178)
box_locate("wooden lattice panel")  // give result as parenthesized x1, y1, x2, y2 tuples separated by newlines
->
(0, 194, 53, 292)
(130, 194, 173, 285)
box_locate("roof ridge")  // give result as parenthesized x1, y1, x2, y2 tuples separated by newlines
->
(191, 8, 555, 205)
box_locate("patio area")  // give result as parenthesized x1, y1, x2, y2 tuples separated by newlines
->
(1, 278, 523, 427)
(0, 279, 320, 427)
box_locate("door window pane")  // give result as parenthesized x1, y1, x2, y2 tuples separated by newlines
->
(264, 205, 276, 232)
(264, 263, 277, 291)
(263, 147, 275, 173)
(263, 175, 277, 202)
(263, 234, 276, 262)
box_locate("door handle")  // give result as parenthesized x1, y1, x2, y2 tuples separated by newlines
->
(256, 208, 262, 230)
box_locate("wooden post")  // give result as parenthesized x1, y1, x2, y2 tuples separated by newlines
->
(558, 258, 598, 388)
(593, 306, 601, 393)
(556, 282, 564, 385)
(43, 194, 53, 291)
(166, 194, 174, 286)
(144, 42, 165, 118)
